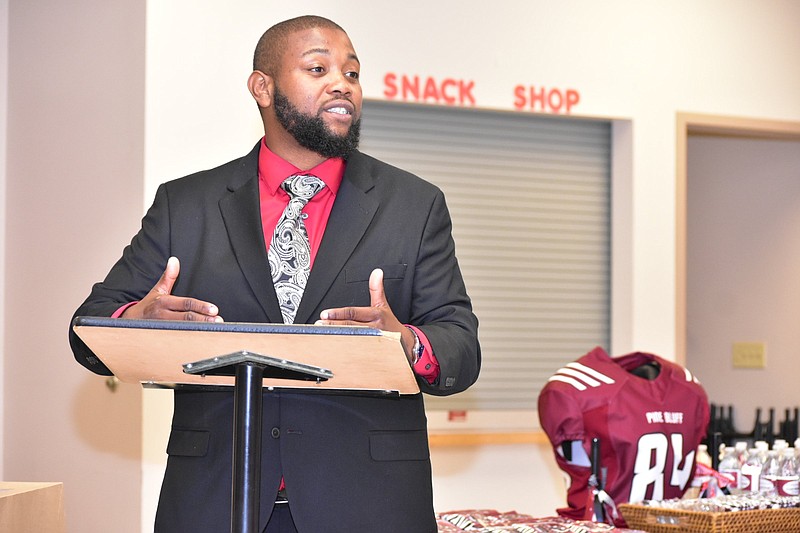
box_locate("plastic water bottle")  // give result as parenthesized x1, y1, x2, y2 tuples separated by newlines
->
(761, 449, 781, 496)
(776, 447, 800, 496)
(718, 446, 741, 492)
(740, 448, 763, 493)
(691, 444, 713, 494)
(735, 441, 748, 463)
(755, 440, 770, 458)
(696, 444, 712, 467)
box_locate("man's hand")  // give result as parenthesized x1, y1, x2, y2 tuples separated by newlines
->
(317, 268, 417, 363)
(121, 256, 223, 322)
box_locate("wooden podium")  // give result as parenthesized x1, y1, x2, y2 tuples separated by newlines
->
(0, 482, 65, 533)
(72, 317, 419, 533)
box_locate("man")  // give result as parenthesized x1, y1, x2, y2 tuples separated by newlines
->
(69, 15, 480, 533)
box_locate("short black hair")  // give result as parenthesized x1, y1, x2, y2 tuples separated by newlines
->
(253, 15, 346, 75)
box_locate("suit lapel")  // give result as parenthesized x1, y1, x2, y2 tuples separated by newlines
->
(218, 144, 284, 323)
(295, 152, 379, 323)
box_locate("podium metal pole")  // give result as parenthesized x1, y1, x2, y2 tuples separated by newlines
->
(232, 361, 265, 533)
(178, 348, 333, 533)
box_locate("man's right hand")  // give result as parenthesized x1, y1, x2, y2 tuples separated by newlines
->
(121, 256, 223, 322)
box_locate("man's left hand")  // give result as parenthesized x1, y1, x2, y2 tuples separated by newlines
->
(317, 268, 417, 363)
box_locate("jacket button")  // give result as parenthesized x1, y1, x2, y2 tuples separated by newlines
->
(271, 427, 280, 439)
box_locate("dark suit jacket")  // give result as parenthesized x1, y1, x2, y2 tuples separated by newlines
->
(69, 144, 481, 532)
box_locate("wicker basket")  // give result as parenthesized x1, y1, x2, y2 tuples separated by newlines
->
(620, 503, 800, 533)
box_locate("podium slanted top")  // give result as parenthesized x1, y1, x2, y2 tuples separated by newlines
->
(72, 317, 419, 395)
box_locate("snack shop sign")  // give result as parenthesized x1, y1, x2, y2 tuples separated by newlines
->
(383, 72, 581, 115)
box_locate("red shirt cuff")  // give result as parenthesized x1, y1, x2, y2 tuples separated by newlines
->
(111, 301, 138, 318)
(406, 325, 440, 384)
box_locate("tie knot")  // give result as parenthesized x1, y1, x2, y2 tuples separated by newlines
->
(282, 174, 326, 203)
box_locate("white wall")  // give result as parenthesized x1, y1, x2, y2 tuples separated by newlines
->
(4, 1, 146, 532)
(0, 0, 8, 481)
(431, 441, 566, 516)
(137, 0, 800, 526)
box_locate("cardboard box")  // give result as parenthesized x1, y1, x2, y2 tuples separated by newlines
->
(0, 482, 65, 533)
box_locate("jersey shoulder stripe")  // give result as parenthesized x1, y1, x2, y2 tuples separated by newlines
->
(547, 362, 617, 391)
(567, 361, 616, 384)
(547, 374, 588, 391)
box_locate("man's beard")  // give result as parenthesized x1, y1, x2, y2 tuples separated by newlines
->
(273, 87, 360, 159)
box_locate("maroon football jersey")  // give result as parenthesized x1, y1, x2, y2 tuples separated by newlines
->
(538, 347, 710, 525)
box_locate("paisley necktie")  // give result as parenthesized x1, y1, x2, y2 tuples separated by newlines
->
(268, 174, 326, 324)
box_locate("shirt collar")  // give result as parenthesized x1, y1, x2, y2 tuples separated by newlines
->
(258, 137, 345, 196)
